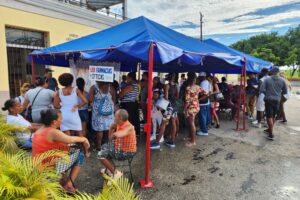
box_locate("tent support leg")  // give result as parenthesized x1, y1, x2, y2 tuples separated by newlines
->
(235, 59, 247, 131)
(242, 61, 247, 130)
(31, 56, 36, 85)
(140, 43, 154, 188)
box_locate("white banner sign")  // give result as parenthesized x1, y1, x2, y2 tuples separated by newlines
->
(89, 66, 114, 82)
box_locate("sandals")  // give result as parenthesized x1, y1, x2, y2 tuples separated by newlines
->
(183, 137, 191, 141)
(63, 183, 77, 194)
(185, 141, 196, 148)
(100, 168, 113, 177)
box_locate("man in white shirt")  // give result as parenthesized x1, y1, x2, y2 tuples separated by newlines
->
(197, 72, 211, 136)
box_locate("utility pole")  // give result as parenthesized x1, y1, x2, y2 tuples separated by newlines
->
(200, 12, 204, 41)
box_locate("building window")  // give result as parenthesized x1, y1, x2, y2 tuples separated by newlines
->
(5, 27, 47, 98)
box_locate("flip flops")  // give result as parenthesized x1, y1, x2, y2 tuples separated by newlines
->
(185, 141, 196, 148)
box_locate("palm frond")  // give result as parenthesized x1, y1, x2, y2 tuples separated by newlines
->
(97, 175, 140, 200)
(0, 150, 66, 199)
(0, 118, 30, 153)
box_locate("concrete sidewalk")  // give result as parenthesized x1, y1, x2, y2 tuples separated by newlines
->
(77, 95, 300, 200)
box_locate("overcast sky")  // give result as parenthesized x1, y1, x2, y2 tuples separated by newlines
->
(111, 0, 300, 45)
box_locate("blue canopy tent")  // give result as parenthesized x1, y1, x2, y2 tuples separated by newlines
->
(29, 16, 272, 188)
(30, 16, 254, 74)
(203, 39, 273, 73)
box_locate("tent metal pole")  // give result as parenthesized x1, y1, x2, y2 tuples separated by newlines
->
(236, 66, 243, 130)
(140, 43, 154, 188)
(31, 56, 36, 85)
(243, 60, 247, 130)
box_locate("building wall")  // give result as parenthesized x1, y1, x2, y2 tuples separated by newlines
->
(0, 3, 119, 106)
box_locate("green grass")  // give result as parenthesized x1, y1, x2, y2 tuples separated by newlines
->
(282, 69, 300, 78)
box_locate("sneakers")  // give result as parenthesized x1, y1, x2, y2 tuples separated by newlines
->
(164, 141, 176, 148)
(215, 124, 220, 129)
(252, 120, 258, 125)
(150, 134, 156, 141)
(263, 129, 270, 134)
(159, 136, 164, 143)
(196, 131, 208, 136)
(253, 123, 261, 128)
(247, 115, 254, 120)
(265, 134, 274, 141)
(150, 142, 161, 150)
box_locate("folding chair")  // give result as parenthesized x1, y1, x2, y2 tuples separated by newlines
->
(110, 137, 137, 183)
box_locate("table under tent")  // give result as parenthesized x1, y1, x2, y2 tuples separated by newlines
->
(29, 16, 272, 188)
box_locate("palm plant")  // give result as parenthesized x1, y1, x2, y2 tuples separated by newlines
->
(0, 116, 28, 153)
(0, 150, 67, 200)
(67, 175, 140, 200)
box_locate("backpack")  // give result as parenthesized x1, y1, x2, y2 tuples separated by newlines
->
(98, 95, 113, 116)
(95, 84, 113, 116)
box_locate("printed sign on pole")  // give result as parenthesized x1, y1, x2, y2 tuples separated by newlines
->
(89, 66, 114, 82)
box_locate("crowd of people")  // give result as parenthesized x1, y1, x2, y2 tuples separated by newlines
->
(1, 66, 291, 192)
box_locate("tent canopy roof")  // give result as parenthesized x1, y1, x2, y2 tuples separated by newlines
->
(30, 16, 272, 74)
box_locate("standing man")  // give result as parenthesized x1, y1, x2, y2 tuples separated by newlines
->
(44, 68, 58, 91)
(179, 74, 186, 87)
(246, 74, 258, 120)
(260, 66, 287, 140)
(252, 68, 269, 128)
(197, 72, 211, 136)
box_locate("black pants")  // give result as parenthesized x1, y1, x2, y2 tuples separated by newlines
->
(121, 102, 140, 136)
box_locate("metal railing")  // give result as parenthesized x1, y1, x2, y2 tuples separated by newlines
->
(57, 0, 128, 20)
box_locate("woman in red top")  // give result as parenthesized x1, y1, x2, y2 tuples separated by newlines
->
(32, 109, 90, 193)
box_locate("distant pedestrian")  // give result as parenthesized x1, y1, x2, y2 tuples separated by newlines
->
(246, 74, 258, 120)
(277, 72, 292, 123)
(44, 68, 58, 91)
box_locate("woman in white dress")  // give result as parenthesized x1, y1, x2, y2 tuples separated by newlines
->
(53, 73, 89, 155)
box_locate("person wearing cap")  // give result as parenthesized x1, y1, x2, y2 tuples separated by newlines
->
(44, 68, 58, 91)
(260, 66, 287, 140)
(252, 68, 269, 128)
(197, 72, 211, 136)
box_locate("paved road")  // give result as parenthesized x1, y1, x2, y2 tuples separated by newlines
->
(77, 95, 300, 200)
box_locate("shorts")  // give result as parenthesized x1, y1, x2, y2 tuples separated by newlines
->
(162, 106, 177, 120)
(256, 93, 265, 112)
(79, 110, 89, 122)
(97, 143, 135, 161)
(265, 100, 279, 119)
(56, 149, 85, 174)
(74, 151, 85, 166)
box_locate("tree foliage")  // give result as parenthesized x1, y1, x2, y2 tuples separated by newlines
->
(231, 25, 300, 75)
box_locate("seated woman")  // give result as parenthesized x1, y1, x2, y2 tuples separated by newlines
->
(32, 109, 90, 193)
(2, 99, 41, 149)
(98, 109, 137, 181)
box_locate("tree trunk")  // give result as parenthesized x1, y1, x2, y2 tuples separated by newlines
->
(291, 65, 297, 77)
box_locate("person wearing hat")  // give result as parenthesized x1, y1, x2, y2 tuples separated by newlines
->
(260, 66, 287, 140)
(44, 68, 58, 91)
(197, 72, 211, 136)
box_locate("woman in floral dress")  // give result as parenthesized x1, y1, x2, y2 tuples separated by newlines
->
(184, 73, 207, 147)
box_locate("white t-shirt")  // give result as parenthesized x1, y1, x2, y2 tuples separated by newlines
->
(6, 114, 31, 141)
(200, 80, 210, 106)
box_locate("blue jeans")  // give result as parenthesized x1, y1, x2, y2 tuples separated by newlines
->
(199, 105, 210, 133)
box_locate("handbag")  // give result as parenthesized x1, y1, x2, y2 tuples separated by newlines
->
(214, 92, 224, 101)
(26, 88, 43, 122)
